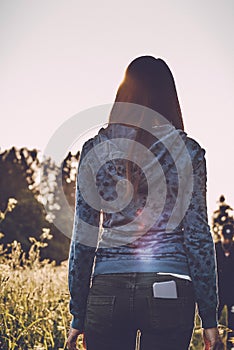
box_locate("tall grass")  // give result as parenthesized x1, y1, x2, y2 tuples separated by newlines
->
(0, 236, 76, 349)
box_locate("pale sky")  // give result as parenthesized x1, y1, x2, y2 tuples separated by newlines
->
(1, 0, 234, 220)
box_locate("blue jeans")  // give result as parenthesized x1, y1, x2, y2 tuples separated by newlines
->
(84, 272, 195, 350)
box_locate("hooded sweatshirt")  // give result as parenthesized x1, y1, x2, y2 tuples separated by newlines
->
(68, 122, 218, 331)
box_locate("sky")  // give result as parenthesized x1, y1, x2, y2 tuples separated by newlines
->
(1, 0, 234, 220)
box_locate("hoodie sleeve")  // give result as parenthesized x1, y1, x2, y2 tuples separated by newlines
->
(68, 139, 101, 331)
(182, 146, 218, 329)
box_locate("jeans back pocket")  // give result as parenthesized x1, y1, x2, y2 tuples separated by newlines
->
(84, 295, 116, 334)
(147, 296, 195, 331)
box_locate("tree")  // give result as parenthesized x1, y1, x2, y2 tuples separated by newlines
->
(0, 148, 50, 252)
(212, 195, 234, 242)
(0, 147, 80, 263)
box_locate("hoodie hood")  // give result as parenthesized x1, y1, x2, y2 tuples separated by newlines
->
(93, 122, 191, 176)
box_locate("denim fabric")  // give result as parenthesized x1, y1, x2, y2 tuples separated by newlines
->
(84, 273, 195, 350)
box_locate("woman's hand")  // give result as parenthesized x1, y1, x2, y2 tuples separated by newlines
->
(67, 327, 86, 350)
(203, 328, 224, 350)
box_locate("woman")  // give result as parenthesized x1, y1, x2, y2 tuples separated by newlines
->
(67, 56, 223, 350)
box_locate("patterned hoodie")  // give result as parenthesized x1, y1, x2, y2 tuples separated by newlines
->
(68, 122, 218, 331)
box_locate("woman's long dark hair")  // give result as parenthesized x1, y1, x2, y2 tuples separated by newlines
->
(109, 55, 184, 131)
(108, 56, 184, 197)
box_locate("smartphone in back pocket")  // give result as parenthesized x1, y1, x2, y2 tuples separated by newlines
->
(153, 280, 177, 299)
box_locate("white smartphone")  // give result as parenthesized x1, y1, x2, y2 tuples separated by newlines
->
(153, 280, 178, 299)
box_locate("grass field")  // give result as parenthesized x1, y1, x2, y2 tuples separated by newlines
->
(0, 237, 229, 350)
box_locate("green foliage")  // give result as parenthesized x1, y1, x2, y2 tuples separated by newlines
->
(0, 147, 79, 264)
(0, 198, 18, 224)
(212, 195, 234, 242)
(0, 148, 53, 257)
